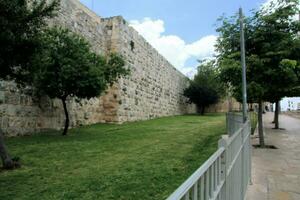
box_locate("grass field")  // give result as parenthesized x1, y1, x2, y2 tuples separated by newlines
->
(0, 114, 225, 200)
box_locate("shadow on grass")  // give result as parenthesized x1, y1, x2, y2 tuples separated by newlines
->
(182, 132, 225, 177)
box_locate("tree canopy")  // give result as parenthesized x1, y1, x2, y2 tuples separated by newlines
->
(0, 0, 60, 82)
(216, 0, 300, 146)
(0, 0, 59, 169)
(32, 27, 128, 135)
(217, 0, 299, 103)
(184, 60, 223, 114)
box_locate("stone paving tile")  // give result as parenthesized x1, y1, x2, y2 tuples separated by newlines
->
(246, 113, 300, 200)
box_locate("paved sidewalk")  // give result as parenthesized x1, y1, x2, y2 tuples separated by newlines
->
(246, 112, 300, 200)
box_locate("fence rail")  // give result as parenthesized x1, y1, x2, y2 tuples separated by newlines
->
(166, 113, 251, 200)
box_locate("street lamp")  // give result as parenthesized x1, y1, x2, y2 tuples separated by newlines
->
(239, 8, 248, 123)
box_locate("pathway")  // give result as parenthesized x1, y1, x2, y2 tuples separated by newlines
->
(246, 112, 300, 200)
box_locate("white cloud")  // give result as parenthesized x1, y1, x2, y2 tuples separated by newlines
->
(129, 18, 217, 77)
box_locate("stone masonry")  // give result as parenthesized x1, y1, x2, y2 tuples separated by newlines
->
(0, 0, 196, 136)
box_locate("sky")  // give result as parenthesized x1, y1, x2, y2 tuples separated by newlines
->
(79, 0, 271, 77)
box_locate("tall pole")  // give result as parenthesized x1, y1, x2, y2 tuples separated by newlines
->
(239, 8, 248, 122)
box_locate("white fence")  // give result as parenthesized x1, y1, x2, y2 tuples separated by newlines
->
(166, 115, 251, 200)
(226, 112, 244, 136)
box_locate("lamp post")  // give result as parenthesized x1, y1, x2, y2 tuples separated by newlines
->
(239, 8, 248, 123)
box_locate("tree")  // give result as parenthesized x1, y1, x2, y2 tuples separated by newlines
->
(0, 0, 59, 169)
(0, 0, 60, 82)
(184, 60, 222, 115)
(32, 27, 128, 135)
(255, 0, 300, 129)
(265, 59, 298, 128)
(216, 0, 299, 147)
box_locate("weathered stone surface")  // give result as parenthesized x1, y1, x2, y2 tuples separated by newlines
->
(206, 98, 241, 113)
(1, 0, 196, 136)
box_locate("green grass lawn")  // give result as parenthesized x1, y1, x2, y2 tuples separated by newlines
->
(0, 114, 225, 200)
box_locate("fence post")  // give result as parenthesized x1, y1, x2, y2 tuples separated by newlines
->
(248, 120, 253, 185)
(241, 125, 245, 198)
(226, 113, 229, 135)
(218, 136, 228, 200)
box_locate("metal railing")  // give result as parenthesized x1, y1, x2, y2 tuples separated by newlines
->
(166, 114, 251, 200)
(226, 112, 244, 136)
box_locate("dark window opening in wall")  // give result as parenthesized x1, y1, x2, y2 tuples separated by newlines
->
(130, 41, 135, 52)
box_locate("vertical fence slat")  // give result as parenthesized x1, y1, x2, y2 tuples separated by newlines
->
(214, 161, 217, 190)
(193, 181, 198, 200)
(184, 191, 189, 200)
(200, 176, 204, 200)
(219, 156, 222, 185)
(209, 166, 213, 198)
(205, 171, 209, 200)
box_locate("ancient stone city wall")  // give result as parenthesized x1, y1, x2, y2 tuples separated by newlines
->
(108, 16, 195, 121)
(0, 0, 195, 136)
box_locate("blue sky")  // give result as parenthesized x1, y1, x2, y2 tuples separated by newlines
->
(79, 0, 269, 76)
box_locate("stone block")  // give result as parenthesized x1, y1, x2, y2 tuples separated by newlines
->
(1, 117, 9, 129)
(5, 92, 20, 105)
(0, 91, 5, 104)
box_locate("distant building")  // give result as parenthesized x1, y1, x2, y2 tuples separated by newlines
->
(277, 97, 300, 111)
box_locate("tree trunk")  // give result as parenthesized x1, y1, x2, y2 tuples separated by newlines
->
(258, 101, 265, 148)
(196, 105, 204, 115)
(201, 106, 205, 115)
(274, 100, 279, 129)
(272, 111, 275, 124)
(0, 128, 14, 169)
(61, 98, 69, 136)
(250, 103, 253, 111)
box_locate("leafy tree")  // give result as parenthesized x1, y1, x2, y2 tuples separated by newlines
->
(217, 20, 267, 147)
(0, 0, 59, 169)
(255, 0, 300, 129)
(0, 0, 60, 82)
(265, 59, 298, 128)
(184, 60, 222, 115)
(32, 27, 128, 135)
(216, 0, 299, 147)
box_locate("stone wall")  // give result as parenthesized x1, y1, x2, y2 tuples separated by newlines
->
(103, 16, 195, 122)
(51, 0, 107, 54)
(0, 81, 121, 136)
(206, 98, 241, 113)
(0, 0, 195, 136)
